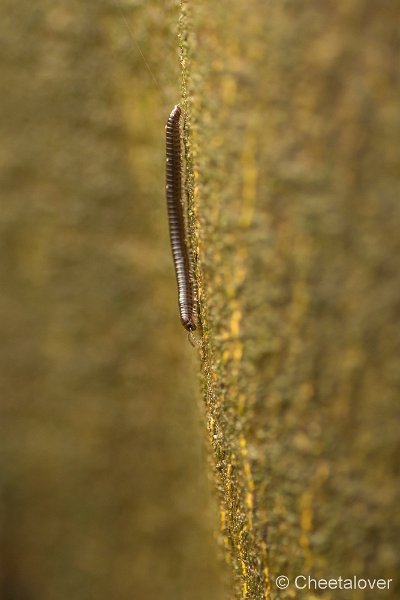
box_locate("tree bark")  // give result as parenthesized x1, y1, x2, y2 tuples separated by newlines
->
(179, 1, 400, 598)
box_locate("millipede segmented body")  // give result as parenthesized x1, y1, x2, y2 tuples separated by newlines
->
(165, 105, 196, 331)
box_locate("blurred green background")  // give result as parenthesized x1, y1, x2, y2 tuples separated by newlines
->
(0, 2, 225, 599)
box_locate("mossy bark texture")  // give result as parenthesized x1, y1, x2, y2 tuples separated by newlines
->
(179, 1, 400, 599)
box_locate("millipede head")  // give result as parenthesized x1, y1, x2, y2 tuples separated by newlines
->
(181, 316, 196, 332)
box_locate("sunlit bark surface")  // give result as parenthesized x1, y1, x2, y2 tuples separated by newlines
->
(180, 1, 400, 598)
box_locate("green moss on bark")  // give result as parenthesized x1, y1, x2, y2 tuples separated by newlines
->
(180, 1, 400, 598)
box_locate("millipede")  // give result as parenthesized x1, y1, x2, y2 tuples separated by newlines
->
(165, 104, 197, 332)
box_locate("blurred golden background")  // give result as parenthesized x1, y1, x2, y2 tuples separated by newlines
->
(0, 2, 225, 599)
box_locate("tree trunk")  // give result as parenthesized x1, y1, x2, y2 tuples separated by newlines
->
(179, 0, 400, 598)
